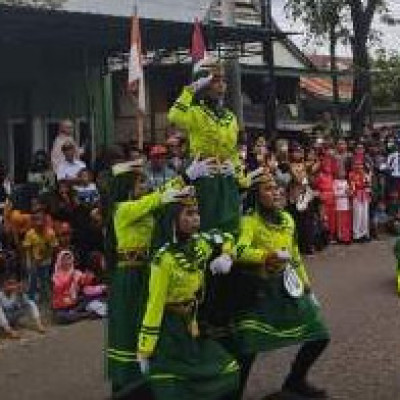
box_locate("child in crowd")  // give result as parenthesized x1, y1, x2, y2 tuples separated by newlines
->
(372, 200, 389, 238)
(54, 221, 81, 266)
(314, 157, 336, 241)
(55, 222, 73, 253)
(349, 158, 371, 242)
(80, 258, 107, 318)
(52, 250, 94, 324)
(0, 277, 45, 338)
(23, 210, 58, 302)
(74, 168, 100, 207)
(387, 191, 400, 236)
(333, 170, 352, 244)
(50, 180, 77, 228)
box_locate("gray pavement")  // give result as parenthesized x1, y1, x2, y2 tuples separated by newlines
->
(0, 239, 399, 400)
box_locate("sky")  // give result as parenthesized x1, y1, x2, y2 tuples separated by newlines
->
(271, 0, 400, 56)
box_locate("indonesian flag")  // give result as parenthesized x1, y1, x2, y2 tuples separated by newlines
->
(191, 18, 207, 70)
(128, 15, 145, 114)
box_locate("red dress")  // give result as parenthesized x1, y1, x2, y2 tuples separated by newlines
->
(333, 179, 352, 243)
(314, 172, 336, 240)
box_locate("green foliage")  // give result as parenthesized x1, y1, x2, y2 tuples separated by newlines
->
(285, 0, 388, 46)
(372, 49, 400, 107)
(284, 0, 348, 45)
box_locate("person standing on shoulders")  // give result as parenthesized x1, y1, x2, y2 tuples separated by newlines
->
(168, 57, 262, 234)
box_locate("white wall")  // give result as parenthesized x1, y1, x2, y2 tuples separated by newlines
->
(63, 0, 213, 22)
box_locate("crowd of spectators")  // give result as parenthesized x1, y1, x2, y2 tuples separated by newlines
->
(1, 118, 400, 338)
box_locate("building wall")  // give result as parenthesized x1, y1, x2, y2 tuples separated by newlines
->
(0, 44, 110, 177)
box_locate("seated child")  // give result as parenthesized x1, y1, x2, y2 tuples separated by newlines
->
(80, 255, 107, 318)
(74, 168, 100, 207)
(0, 277, 45, 338)
(52, 250, 89, 324)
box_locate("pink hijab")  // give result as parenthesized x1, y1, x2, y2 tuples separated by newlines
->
(52, 250, 82, 300)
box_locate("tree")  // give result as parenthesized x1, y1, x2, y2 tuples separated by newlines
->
(348, 0, 387, 136)
(285, 0, 347, 136)
(372, 49, 400, 108)
(285, 0, 389, 137)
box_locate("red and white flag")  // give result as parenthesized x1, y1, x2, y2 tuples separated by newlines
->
(128, 14, 145, 113)
(191, 18, 207, 71)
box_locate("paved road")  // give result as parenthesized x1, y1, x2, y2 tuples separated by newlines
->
(1, 239, 399, 400)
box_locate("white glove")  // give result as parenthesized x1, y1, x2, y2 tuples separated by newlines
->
(275, 249, 291, 261)
(137, 354, 150, 374)
(248, 167, 265, 186)
(161, 186, 193, 204)
(185, 158, 218, 181)
(220, 160, 235, 177)
(190, 74, 213, 93)
(209, 254, 233, 275)
(309, 292, 321, 308)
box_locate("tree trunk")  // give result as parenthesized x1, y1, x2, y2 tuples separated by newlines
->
(330, 22, 340, 138)
(350, 37, 371, 138)
(349, 0, 378, 138)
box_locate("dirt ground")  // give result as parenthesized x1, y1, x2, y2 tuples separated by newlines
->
(1, 238, 399, 400)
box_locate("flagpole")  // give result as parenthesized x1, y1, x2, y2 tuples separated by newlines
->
(132, 0, 144, 151)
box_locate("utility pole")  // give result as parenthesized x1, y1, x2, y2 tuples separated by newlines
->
(221, 0, 244, 129)
(260, 0, 276, 138)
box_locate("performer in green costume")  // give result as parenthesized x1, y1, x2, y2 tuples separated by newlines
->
(105, 160, 190, 399)
(234, 173, 330, 399)
(137, 195, 240, 400)
(168, 58, 262, 234)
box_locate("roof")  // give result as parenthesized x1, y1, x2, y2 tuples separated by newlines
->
(308, 54, 353, 71)
(62, 0, 214, 23)
(300, 76, 352, 102)
(0, 4, 282, 52)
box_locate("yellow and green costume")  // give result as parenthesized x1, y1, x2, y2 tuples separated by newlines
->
(233, 209, 329, 355)
(138, 231, 239, 400)
(168, 87, 248, 234)
(107, 190, 163, 397)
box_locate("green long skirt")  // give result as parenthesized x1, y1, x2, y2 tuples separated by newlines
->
(107, 263, 148, 397)
(231, 271, 330, 356)
(194, 175, 240, 234)
(148, 312, 240, 400)
(195, 175, 240, 336)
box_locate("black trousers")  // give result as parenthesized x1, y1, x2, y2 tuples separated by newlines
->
(112, 383, 154, 400)
(285, 338, 330, 385)
(235, 338, 330, 399)
(288, 205, 315, 254)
